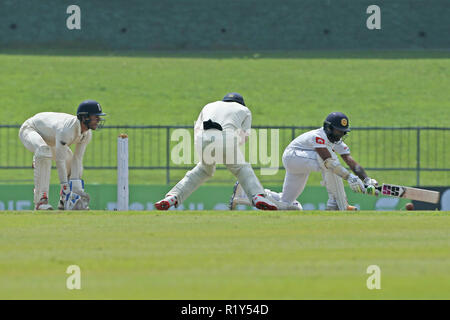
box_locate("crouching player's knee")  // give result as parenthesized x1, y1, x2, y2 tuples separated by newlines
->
(34, 145, 52, 160)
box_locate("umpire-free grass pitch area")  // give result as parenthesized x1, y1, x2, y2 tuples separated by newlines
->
(1, 50, 449, 127)
(0, 210, 449, 299)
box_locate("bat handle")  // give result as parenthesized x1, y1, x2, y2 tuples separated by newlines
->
(364, 184, 382, 196)
(365, 184, 382, 191)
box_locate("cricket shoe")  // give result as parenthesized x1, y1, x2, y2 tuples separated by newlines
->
(252, 194, 278, 211)
(155, 195, 178, 211)
(35, 194, 54, 210)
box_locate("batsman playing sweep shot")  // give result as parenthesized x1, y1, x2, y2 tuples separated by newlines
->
(155, 93, 278, 211)
(18, 100, 106, 210)
(230, 112, 378, 211)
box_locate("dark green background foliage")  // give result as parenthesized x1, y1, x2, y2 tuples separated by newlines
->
(1, 0, 449, 50)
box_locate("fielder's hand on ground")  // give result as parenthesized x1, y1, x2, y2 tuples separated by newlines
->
(348, 174, 366, 193)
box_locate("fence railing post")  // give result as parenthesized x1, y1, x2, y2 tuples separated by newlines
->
(416, 128, 421, 186)
(166, 127, 170, 185)
(1, 125, 450, 187)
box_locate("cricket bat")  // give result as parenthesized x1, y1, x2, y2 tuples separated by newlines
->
(367, 183, 440, 204)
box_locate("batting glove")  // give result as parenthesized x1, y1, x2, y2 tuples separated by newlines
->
(364, 177, 378, 187)
(348, 174, 366, 193)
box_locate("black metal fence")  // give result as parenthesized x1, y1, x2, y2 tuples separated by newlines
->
(1, 125, 449, 186)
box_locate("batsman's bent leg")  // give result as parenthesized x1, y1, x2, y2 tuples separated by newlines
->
(229, 186, 300, 210)
(272, 199, 303, 210)
(279, 148, 318, 205)
(280, 172, 309, 205)
(166, 162, 216, 205)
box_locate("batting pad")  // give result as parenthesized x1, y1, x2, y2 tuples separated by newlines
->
(316, 151, 348, 210)
(33, 145, 52, 203)
(322, 169, 348, 210)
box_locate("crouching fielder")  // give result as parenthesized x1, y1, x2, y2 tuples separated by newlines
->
(155, 93, 278, 211)
(19, 100, 106, 210)
(230, 112, 378, 211)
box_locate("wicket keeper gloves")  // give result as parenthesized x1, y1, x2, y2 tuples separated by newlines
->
(59, 183, 71, 210)
(347, 174, 366, 193)
(61, 179, 90, 210)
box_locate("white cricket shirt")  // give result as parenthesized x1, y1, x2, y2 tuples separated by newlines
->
(194, 101, 252, 135)
(287, 128, 350, 155)
(25, 112, 92, 182)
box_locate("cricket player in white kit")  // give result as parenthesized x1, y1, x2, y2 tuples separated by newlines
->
(230, 112, 378, 211)
(18, 100, 106, 210)
(155, 93, 278, 211)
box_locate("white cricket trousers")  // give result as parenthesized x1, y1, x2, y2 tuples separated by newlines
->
(19, 121, 72, 204)
(167, 129, 265, 205)
(281, 148, 343, 208)
(280, 148, 322, 204)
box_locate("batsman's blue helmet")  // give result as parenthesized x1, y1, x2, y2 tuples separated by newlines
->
(323, 112, 350, 142)
(222, 92, 245, 106)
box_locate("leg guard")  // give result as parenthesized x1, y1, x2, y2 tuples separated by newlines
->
(280, 172, 309, 205)
(317, 152, 349, 211)
(33, 145, 52, 206)
(64, 147, 73, 180)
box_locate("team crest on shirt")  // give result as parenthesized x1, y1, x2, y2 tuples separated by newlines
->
(341, 118, 348, 126)
(316, 137, 325, 144)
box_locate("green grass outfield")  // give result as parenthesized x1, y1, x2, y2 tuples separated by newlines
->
(0, 210, 449, 299)
(0, 50, 449, 186)
(1, 50, 449, 127)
